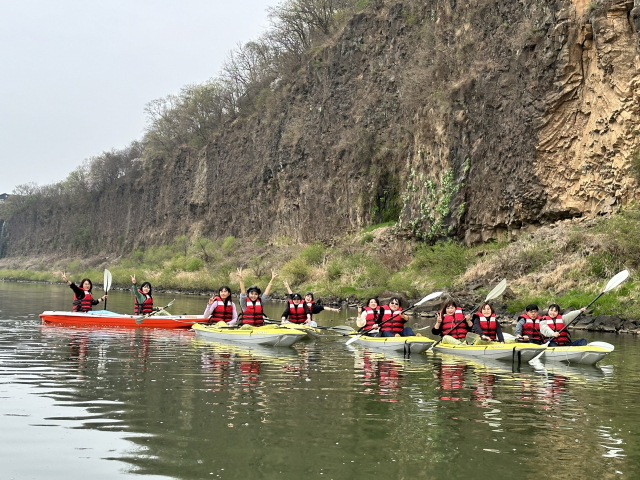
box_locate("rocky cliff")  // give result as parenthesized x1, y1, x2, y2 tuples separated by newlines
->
(1, 0, 640, 255)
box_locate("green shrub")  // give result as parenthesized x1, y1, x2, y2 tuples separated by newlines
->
(360, 233, 374, 244)
(281, 256, 311, 284)
(412, 241, 471, 285)
(170, 255, 187, 272)
(221, 236, 237, 254)
(185, 257, 204, 272)
(300, 242, 325, 265)
(327, 260, 343, 280)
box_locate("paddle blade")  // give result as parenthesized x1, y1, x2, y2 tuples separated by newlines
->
(104, 269, 112, 293)
(604, 270, 629, 293)
(485, 279, 507, 302)
(345, 334, 361, 346)
(415, 291, 444, 306)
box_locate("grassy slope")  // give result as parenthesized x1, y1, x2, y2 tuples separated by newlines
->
(2, 208, 639, 317)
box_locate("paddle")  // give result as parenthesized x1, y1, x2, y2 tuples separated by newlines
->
(103, 269, 112, 310)
(135, 299, 175, 325)
(529, 269, 629, 361)
(427, 279, 507, 352)
(345, 291, 444, 346)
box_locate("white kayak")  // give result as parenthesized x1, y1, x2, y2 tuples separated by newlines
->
(431, 342, 546, 362)
(541, 342, 614, 365)
(192, 323, 306, 347)
(348, 335, 434, 354)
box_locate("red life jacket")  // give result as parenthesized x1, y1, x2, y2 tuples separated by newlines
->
(73, 289, 93, 312)
(288, 300, 307, 324)
(380, 306, 404, 334)
(135, 290, 153, 315)
(543, 314, 570, 346)
(477, 313, 498, 340)
(362, 306, 380, 330)
(243, 298, 264, 326)
(520, 314, 542, 343)
(209, 296, 233, 323)
(305, 301, 315, 321)
(441, 308, 467, 339)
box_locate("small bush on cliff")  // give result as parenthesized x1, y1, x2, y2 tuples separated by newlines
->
(221, 236, 237, 255)
(281, 256, 311, 284)
(300, 242, 325, 265)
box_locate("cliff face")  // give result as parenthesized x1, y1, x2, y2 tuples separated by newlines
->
(2, 0, 640, 255)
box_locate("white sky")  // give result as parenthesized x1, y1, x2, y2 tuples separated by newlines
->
(0, 0, 278, 194)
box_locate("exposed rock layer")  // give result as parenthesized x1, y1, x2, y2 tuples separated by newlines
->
(1, 0, 639, 254)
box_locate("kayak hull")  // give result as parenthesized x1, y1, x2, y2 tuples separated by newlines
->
(432, 343, 545, 361)
(40, 310, 202, 328)
(542, 345, 611, 365)
(350, 335, 435, 354)
(192, 323, 306, 347)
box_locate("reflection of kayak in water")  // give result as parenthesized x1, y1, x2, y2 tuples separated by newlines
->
(529, 358, 612, 382)
(346, 335, 434, 354)
(40, 310, 203, 328)
(191, 338, 300, 362)
(192, 323, 306, 347)
(430, 342, 545, 361)
(437, 353, 515, 374)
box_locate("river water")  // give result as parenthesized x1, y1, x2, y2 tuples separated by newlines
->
(1, 281, 639, 479)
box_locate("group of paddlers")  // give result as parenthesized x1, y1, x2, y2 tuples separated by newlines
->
(61, 269, 340, 327)
(61, 271, 586, 345)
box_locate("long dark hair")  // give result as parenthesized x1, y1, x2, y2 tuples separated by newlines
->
(439, 300, 458, 316)
(140, 281, 152, 296)
(79, 278, 93, 292)
(219, 286, 232, 306)
(364, 297, 380, 310)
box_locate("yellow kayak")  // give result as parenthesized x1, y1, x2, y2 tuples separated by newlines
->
(192, 323, 306, 347)
(431, 342, 546, 361)
(348, 335, 434, 354)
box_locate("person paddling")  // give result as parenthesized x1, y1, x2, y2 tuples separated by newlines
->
(471, 303, 505, 344)
(283, 281, 340, 319)
(379, 297, 418, 337)
(356, 297, 382, 336)
(237, 268, 277, 327)
(432, 300, 473, 345)
(131, 275, 163, 315)
(515, 304, 543, 344)
(539, 304, 587, 346)
(62, 272, 107, 312)
(204, 286, 237, 325)
(281, 293, 312, 325)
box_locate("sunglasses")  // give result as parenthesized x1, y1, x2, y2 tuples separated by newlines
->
(390, 302, 399, 305)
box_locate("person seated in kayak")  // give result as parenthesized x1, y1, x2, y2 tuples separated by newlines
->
(237, 268, 276, 327)
(379, 297, 419, 337)
(130, 275, 163, 315)
(281, 293, 312, 325)
(539, 304, 588, 346)
(204, 285, 237, 325)
(61, 271, 107, 312)
(432, 300, 474, 345)
(283, 281, 340, 319)
(356, 297, 382, 336)
(471, 303, 504, 344)
(514, 304, 543, 344)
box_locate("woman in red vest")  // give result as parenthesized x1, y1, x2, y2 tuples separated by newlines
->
(237, 267, 277, 326)
(283, 281, 340, 320)
(204, 286, 237, 325)
(471, 303, 505, 343)
(280, 293, 311, 324)
(379, 297, 417, 337)
(356, 297, 382, 336)
(61, 271, 106, 312)
(432, 300, 473, 344)
(131, 275, 163, 315)
(539, 304, 587, 346)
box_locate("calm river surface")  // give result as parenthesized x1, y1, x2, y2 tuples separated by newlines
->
(1, 281, 639, 479)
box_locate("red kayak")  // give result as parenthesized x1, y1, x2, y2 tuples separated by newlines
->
(39, 310, 204, 328)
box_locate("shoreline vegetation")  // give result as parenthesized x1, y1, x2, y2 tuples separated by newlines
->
(2, 207, 640, 327)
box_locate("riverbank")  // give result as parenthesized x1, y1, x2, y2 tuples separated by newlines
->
(2, 208, 640, 329)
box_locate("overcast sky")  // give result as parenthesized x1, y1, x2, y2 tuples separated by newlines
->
(0, 0, 278, 194)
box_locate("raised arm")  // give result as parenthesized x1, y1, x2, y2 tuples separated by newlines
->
(237, 268, 246, 294)
(264, 270, 277, 296)
(283, 280, 293, 296)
